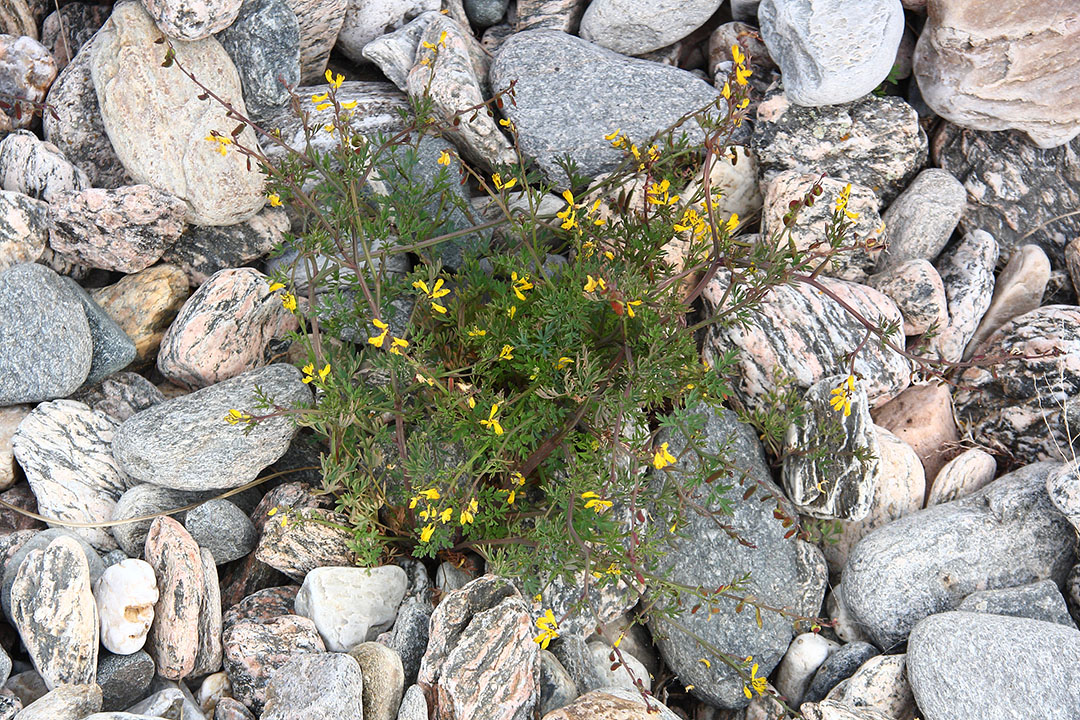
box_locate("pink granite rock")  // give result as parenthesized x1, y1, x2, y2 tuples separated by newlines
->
(194, 547, 224, 676)
(871, 382, 958, 484)
(40, 3, 112, 71)
(868, 259, 949, 336)
(144, 516, 204, 680)
(222, 586, 299, 632)
(0, 35, 56, 133)
(0, 405, 30, 490)
(222, 613, 326, 712)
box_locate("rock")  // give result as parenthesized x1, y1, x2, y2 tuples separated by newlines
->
(0, 263, 91, 405)
(867, 260, 948, 336)
(83, 714, 177, 720)
(348, 642, 404, 720)
(523, 570, 637, 642)
(222, 613, 326, 711)
(842, 462, 1076, 650)
(541, 687, 682, 720)
(870, 383, 957, 485)
(492, 30, 722, 180)
(1047, 460, 1080, 534)
(11, 400, 131, 549)
(878, 168, 967, 271)
(90, 264, 190, 366)
(752, 90, 928, 205)
(958, 579, 1073, 627)
(954, 306, 1080, 462)
(141, 0, 241, 40)
(112, 364, 311, 491)
(94, 558, 159, 654)
(261, 652, 362, 719)
(1, 528, 104, 620)
(0, 405, 29, 489)
(913, 3, 1080, 149)
(549, 633, 606, 696)
(197, 670, 230, 715)
(965, 244, 1051, 359)
(214, 697, 256, 720)
(926, 447, 995, 506)
(758, 0, 904, 107)
(0, 0, 34, 38)
(803, 641, 879, 704)
(286, 0, 346, 82)
(124, 683, 200, 719)
(360, 10, 438, 90)
(703, 272, 911, 412)
(10, 536, 99, 689)
(40, 3, 112, 70)
(586, 641, 651, 693)
(418, 575, 539, 720)
(396, 684, 427, 720)
(539, 650, 576, 715)
(0, 35, 56, 134)
(335, 0, 438, 62)
(48, 186, 188, 273)
(110, 484, 208, 557)
(385, 596, 431, 686)
(908, 611, 1080, 718)
(43, 42, 131, 189)
(512, 0, 587, 32)
(71, 372, 165, 423)
(221, 585, 298, 632)
(463, 0, 506, 28)
(255, 507, 358, 581)
(216, 0, 301, 125)
(294, 566, 408, 651)
(773, 633, 840, 707)
(161, 208, 290, 287)
(931, 228, 998, 362)
(4, 670, 47, 707)
(62, 279, 137, 387)
(144, 517, 204, 680)
(761, 173, 885, 282)
(185, 499, 258, 565)
(194, 547, 224, 675)
(822, 653, 914, 719)
(647, 404, 826, 709)
(578, 0, 722, 56)
(0, 130, 89, 203)
(14, 683, 101, 719)
(0, 191, 48, 272)
(799, 700, 895, 720)
(91, 1, 266, 226)
(96, 651, 155, 711)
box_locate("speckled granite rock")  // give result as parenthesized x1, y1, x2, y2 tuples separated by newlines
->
(109, 484, 209, 557)
(261, 653, 363, 719)
(97, 651, 155, 711)
(867, 260, 948, 337)
(930, 228, 998, 362)
(578, 0, 722, 56)
(542, 687, 682, 720)
(0, 35, 56, 134)
(820, 653, 913, 719)
(0, 130, 89, 202)
(216, 0, 300, 125)
(255, 507, 358, 581)
(221, 585, 298, 632)
(1, 528, 104, 620)
(185, 499, 258, 565)
(144, 517, 204, 680)
(222, 613, 326, 711)
(1046, 460, 1080, 536)
(71, 372, 165, 423)
(958, 579, 1073, 627)
(194, 547, 224, 676)
(213, 697, 256, 720)
(40, 3, 111, 70)
(879, 168, 966, 271)
(62, 279, 137, 387)
(90, 264, 190, 365)
(965, 243, 1051, 359)
(141, 0, 242, 40)
(360, 10, 436, 90)
(161, 208, 290, 287)
(803, 641, 879, 705)
(0, 190, 49, 273)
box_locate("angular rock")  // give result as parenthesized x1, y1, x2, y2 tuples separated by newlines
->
(542, 687, 682, 720)
(752, 90, 928, 205)
(822, 653, 914, 720)
(867, 260, 948, 336)
(94, 558, 159, 654)
(758, 0, 904, 107)
(96, 650, 155, 711)
(492, 30, 722, 180)
(144, 517, 204, 680)
(913, 3, 1080, 149)
(10, 536, 99, 689)
(907, 611, 1080, 719)
(926, 447, 995, 506)
(0, 130, 89, 203)
(62, 279, 137, 387)
(958, 579, 1073, 627)
(0, 35, 56, 134)
(347, 642, 404, 720)
(217, 0, 301, 125)
(294, 565, 407, 651)
(0, 190, 48, 273)
(222, 613, 326, 711)
(842, 462, 1076, 649)
(15, 683, 102, 720)
(90, 264, 190, 365)
(161, 208, 290, 287)
(0, 263, 91, 405)
(286, 0, 346, 82)
(385, 596, 431, 686)
(360, 10, 437, 90)
(255, 507, 358, 581)
(221, 585, 298, 632)
(579, 0, 723, 56)
(965, 243, 1051, 359)
(185, 499, 258, 565)
(40, 3, 111, 70)
(194, 547, 224, 675)
(336, 0, 438, 62)
(91, 1, 265, 225)
(879, 168, 966, 271)
(112, 364, 311, 490)
(12, 400, 131, 549)
(110, 484, 209, 557)
(870, 382, 957, 486)
(804, 641, 879, 705)
(71, 372, 166, 423)
(261, 652, 362, 719)
(141, 0, 242, 40)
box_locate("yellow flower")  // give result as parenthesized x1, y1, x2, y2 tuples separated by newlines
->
(368, 318, 389, 348)
(626, 300, 642, 318)
(555, 356, 573, 369)
(324, 69, 344, 88)
(556, 189, 579, 230)
(439, 507, 453, 523)
(835, 183, 860, 220)
(460, 498, 478, 525)
(736, 63, 753, 86)
(437, 150, 451, 166)
(743, 661, 768, 699)
(315, 102, 333, 111)
(731, 44, 745, 66)
(511, 471, 526, 486)
(390, 337, 409, 356)
(413, 277, 450, 313)
(722, 81, 731, 100)
(533, 608, 559, 649)
(419, 524, 435, 543)
(603, 128, 621, 141)
(480, 403, 504, 435)
(498, 117, 515, 131)
(511, 272, 532, 301)
(224, 409, 251, 425)
(583, 275, 606, 293)
(340, 99, 358, 110)
(267, 193, 283, 207)
(301, 363, 315, 384)
(311, 92, 329, 103)
(726, 213, 740, 233)
(267, 282, 285, 292)
(419, 488, 440, 501)
(506, 490, 516, 505)
(830, 375, 856, 417)
(581, 491, 613, 514)
(646, 179, 679, 207)
(416, 373, 436, 386)
(280, 292, 297, 312)
(498, 345, 514, 361)
(467, 326, 486, 337)
(267, 507, 278, 516)
(700, 658, 711, 669)
(493, 172, 517, 191)
(507, 305, 517, 319)
(653, 442, 677, 469)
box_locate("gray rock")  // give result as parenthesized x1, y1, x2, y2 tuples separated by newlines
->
(294, 565, 408, 651)
(908, 611, 1080, 719)
(15, 683, 102, 719)
(110, 484, 210, 557)
(335, 0, 439, 63)
(586, 640, 651, 693)
(0, 191, 49, 272)
(647, 404, 826, 709)
(0, 695, 17, 719)
(544, 687, 683, 720)
(62, 279, 136, 387)
(96, 651, 155, 711)
(759, 0, 904, 107)
(261, 653, 364, 720)
(958, 579, 1074, 627)
(578, 0, 723, 56)
(549, 633, 606, 695)
(842, 462, 1077, 650)
(347, 642, 404, 720)
(70, 371, 166, 423)
(965, 243, 1051, 359)
(463, 0, 506, 28)
(396, 684, 428, 720)
(822, 653, 915, 720)
(0, 645, 9, 686)
(1068, 239, 1080, 298)
(125, 678, 206, 719)
(359, 10, 438, 90)
(112, 364, 311, 491)
(867, 260, 949, 337)
(287, 0, 346, 82)
(11, 400, 131, 550)
(0, 263, 91, 405)
(185, 499, 258, 565)
(878, 168, 967, 271)
(803, 641, 879, 704)
(222, 613, 326, 711)
(436, 561, 475, 595)
(216, 0, 301, 125)
(1048, 460, 1080, 535)
(539, 649, 577, 715)
(194, 547, 224, 676)
(0, 130, 89, 203)
(10, 536, 99, 690)
(386, 596, 431, 686)
(140, 0, 242, 40)
(799, 699, 894, 720)
(931, 229, 998, 362)
(926, 447, 996, 507)
(160, 208, 290, 287)
(1, 528, 104, 620)
(491, 30, 722, 180)
(752, 89, 928, 205)
(83, 714, 171, 720)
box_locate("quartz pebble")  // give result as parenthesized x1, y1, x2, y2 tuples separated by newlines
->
(294, 566, 408, 651)
(94, 559, 159, 655)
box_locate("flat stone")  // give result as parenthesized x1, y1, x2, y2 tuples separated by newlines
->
(0, 130, 89, 203)
(112, 364, 311, 491)
(579, 0, 722, 56)
(222, 613, 326, 711)
(255, 507, 358, 581)
(161, 207, 290, 287)
(492, 30, 722, 180)
(185, 499, 258, 565)
(262, 652, 362, 719)
(194, 547, 224, 675)
(759, 0, 904, 107)
(90, 264, 190, 366)
(0, 35, 56, 134)
(879, 168, 967, 271)
(867, 260, 948, 337)
(96, 650, 155, 711)
(144, 517, 204, 680)
(907, 611, 1080, 719)
(294, 565, 408, 651)
(870, 382, 957, 486)
(40, 3, 111, 70)
(0, 263, 91, 405)
(216, 0, 301, 125)
(94, 558, 159, 654)
(71, 372, 165, 423)
(804, 641, 879, 705)
(1, 528, 104, 620)
(91, 1, 266, 226)
(347, 642, 404, 720)
(913, 3, 1080, 149)
(842, 462, 1076, 649)
(12, 399, 131, 549)
(141, 0, 241, 40)
(0, 190, 48, 273)
(752, 90, 927, 205)
(15, 683, 101, 720)
(62, 279, 137, 387)
(10, 536, 99, 689)
(286, 0, 346, 82)
(958, 579, 1073, 627)
(542, 687, 682, 720)
(965, 243, 1051, 359)
(926, 447, 996, 506)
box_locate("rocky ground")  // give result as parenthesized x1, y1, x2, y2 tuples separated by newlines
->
(0, 0, 1079, 719)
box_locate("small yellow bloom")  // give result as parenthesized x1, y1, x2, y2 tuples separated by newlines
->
(267, 193, 283, 207)
(311, 92, 329, 103)
(511, 471, 526, 486)
(224, 408, 251, 425)
(507, 305, 517, 319)
(555, 356, 573, 370)
(280, 292, 297, 312)
(460, 498, 478, 525)
(743, 662, 768, 699)
(419, 524, 435, 543)
(439, 507, 453, 523)
(726, 213, 740, 233)
(603, 128, 621, 141)
(368, 318, 389, 348)
(493, 172, 517, 191)
(626, 300, 642, 318)
(268, 282, 285, 292)
(324, 69, 344, 88)
(511, 272, 532, 301)
(467, 326, 486, 337)
(722, 81, 731, 100)
(829, 375, 856, 417)
(340, 99, 358, 110)
(653, 442, 677, 469)
(731, 44, 746, 66)
(498, 345, 514, 361)
(315, 102, 333, 111)
(437, 150, 451, 166)
(301, 363, 315, 384)
(581, 491, 613, 514)
(480, 403, 504, 435)
(583, 275, 606, 293)
(835, 183, 860, 220)
(533, 608, 559, 649)
(204, 133, 231, 156)
(507, 490, 516, 505)
(700, 658, 711, 669)
(390, 337, 409, 355)
(419, 488, 440, 501)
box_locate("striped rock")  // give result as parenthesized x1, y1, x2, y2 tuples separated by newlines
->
(285, 0, 346, 82)
(91, 264, 190, 366)
(543, 687, 682, 720)
(866, 260, 948, 337)
(931, 229, 997, 362)
(262, 653, 363, 720)
(953, 306, 1080, 463)
(703, 272, 911, 412)
(223, 613, 326, 711)
(194, 548, 224, 676)
(161, 207, 290, 287)
(361, 11, 439, 91)
(144, 517, 204, 680)
(419, 575, 540, 720)
(156, 268, 297, 389)
(0, 130, 89, 203)
(71, 371, 166, 423)
(512, 0, 587, 32)
(335, 0, 439, 63)
(11, 400, 132, 550)
(926, 447, 996, 506)
(40, 3, 112, 71)
(0, 190, 49, 272)
(255, 508, 358, 582)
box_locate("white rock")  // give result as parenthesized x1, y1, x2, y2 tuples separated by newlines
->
(774, 632, 840, 707)
(826, 586, 870, 644)
(578, 0, 724, 56)
(94, 559, 159, 654)
(926, 447, 997, 506)
(336, 0, 439, 63)
(294, 566, 408, 652)
(587, 640, 652, 692)
(197, 671, 231, 715)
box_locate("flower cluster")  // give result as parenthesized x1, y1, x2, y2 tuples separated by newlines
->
(367, 318, 408, 354)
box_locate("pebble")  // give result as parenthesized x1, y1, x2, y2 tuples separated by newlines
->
(221, 585, 298, 632)
(185, 499, 258, 565)
(385, 596, 431, 686)
(774, 633, 840, 708)
(255, 507, 358, 580)
(867, 260, 948, 336)
(926, 447, 996, 506)
(40, 3, 111, 70)
(908, 611, 1080, 719)
(222, 613, 326, 711)
(0, 263, 92, 405)
(822, 654, 914, 719)
(958, 579, 1073, 627)
(931, 228, 998, 362)
(62, 279, 137, 387)
(90, 264, 190, 366)
(197, 670, 230, 715)
(14, 683, 101, 719)
(396, 684, 428, 720)
(752, 89, 927, 205)
(1, 528, 104, 619)
(216, 0, 301, 125)
(0, 0, 35, 38)
(842, 462, 1075, 650)
(803, 641, 879, 705)
(586, 641, 650, 693)
(11, 399, 131, 550)
(294, 565, 407, 651)
(965, 243, 1051, 359)
(492, 29, 721, 179)
(3, 670, 47, 707)
(348, 642, 404, 720)
(800, 699, 894, 719)
(578, 0, 722, 56)
(0, 130, 89, 203)
(94, 558, 159, 655)
(214, 697, 256, 720)
(71, 372, 165, 423)
(878, 168, 967, 271)
(542, 687, 682, 720)
(91, 1, 265, 226)
(758, 0, 904, 106)
(112, 364, 310, 491)
(539, 650, 576, 715)
(161, 208, 290, 287)
(194, 547, 224, 675)
(463, 0, 507, 28)
(261, 652, 363, 719)
(870, 382, 957, 486)
(0, 191, 49, 272)
(141, 0, 242, 40)
(143, 517, 204, 680)
(10, 536, 99, 689)
(96, 651, 155, 711)
(0, 35, 56, 134)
